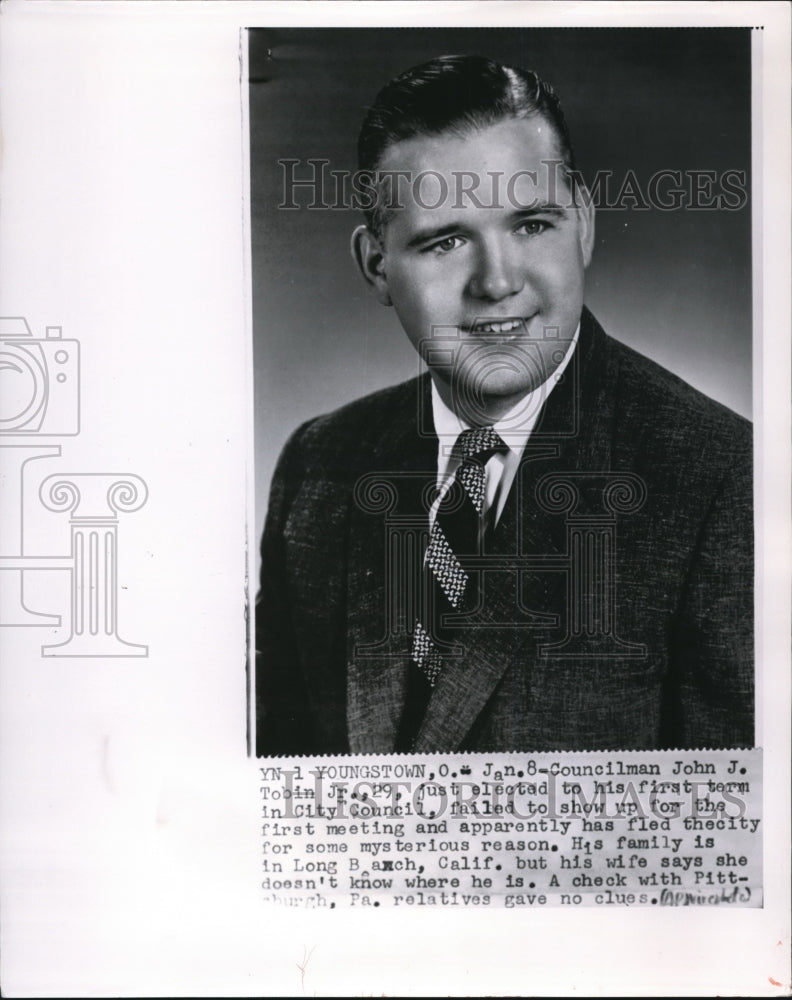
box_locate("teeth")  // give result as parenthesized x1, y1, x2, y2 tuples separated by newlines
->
(474, 319, 523, 334)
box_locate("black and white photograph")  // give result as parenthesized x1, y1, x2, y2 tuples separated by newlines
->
(251, 28, 754, 757)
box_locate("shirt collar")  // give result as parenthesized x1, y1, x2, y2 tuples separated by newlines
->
(430, 322, 580, 457)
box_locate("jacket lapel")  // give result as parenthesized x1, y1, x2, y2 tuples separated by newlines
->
(346, 375, 437, 753)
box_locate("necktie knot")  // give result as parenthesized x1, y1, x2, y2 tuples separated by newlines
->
(439, 426, 506, 521)
(453, 426, 507, 464)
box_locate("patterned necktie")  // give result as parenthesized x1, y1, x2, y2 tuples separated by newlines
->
(396, 426, 507, 750)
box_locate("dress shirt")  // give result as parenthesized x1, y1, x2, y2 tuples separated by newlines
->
(429, 323, 580, 530)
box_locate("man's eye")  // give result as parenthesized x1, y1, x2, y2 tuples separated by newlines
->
(517, 220, 551, 236)
(426, 235, 464, 254)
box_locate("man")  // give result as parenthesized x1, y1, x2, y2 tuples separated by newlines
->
(255, 55, 753, 756)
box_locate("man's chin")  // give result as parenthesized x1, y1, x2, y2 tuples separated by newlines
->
(439, 376, 545, 424)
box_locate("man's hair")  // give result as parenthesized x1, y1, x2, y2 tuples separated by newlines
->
(357, 54, 577, 236)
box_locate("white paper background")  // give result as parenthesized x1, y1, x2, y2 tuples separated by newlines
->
(0, 2, 789, 996)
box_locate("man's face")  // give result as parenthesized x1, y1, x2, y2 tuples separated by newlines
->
(355, 117, 594, 424)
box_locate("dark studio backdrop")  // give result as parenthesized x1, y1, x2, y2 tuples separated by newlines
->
(249, 27, 752, 550)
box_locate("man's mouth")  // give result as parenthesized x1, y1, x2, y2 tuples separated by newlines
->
(466, 316, 533, 339)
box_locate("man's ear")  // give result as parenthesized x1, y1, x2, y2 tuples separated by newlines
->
(351, 225, 392, 306)
(575, 186, 596, 268)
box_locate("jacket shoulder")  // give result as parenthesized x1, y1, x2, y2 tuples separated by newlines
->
(602, 331, 752, 462)
(302, 376, 421, 441)
(276, 375, 424, 475)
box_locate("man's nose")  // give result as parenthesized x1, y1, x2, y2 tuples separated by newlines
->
(467, 241, 525, 301)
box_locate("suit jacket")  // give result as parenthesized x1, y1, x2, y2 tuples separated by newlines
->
(255, 308, 753, 755)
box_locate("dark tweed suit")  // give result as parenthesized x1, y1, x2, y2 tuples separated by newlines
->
(255, 308, 753, 755)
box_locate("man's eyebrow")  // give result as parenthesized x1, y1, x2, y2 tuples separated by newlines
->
(512, 202, 569, 218)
